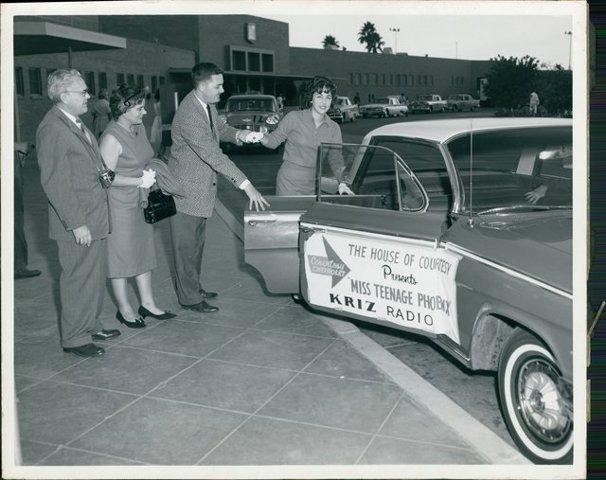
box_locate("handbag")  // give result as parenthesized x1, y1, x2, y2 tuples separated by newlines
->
(143, 188, 176, 224)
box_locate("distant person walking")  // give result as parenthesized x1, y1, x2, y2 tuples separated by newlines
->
(353, 92, 360, 105)
(529, 91, 540, 116)
(276, 94, 284, 110)
(91, 89, 111, 138)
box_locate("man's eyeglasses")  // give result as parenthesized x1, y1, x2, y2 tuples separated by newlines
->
(65, 89, 90, 97)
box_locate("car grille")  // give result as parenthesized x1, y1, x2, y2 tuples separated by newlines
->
(232, 124, 263, 132)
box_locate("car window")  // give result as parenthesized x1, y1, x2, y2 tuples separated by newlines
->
(368, 137, 452, 212)
(374, 98, 389, 104)
(226, 98, 276, 112)
(352, 143, 428, 211)
(447, 126, 572, 212)
(318, 143, 426, 212)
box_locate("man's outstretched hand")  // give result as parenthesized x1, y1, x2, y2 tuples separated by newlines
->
(243, 183, 270, 211)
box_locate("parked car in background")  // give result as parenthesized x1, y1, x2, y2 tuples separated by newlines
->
(359, 97, 408, 118)
(244, 117, 573, 464)
(219, 94, 283, 151)
(328, 96, 359, 123)
(447, 94, 481, 112)
(410, 94, 447, 113)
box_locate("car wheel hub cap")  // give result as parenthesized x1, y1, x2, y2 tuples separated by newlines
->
(517, 358, 570, 444)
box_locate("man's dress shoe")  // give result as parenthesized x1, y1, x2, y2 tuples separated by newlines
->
(15, 268, 41, 279)
(91, 329, 121, 341)
(199, 288, 218, 299)
(63, 343, 105, 357)
(138, 306, 177, 320)
(181, 300, 219, 313)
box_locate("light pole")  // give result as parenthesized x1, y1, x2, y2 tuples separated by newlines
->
(389, 27, 400, 54)
(564, 30, 572, 70)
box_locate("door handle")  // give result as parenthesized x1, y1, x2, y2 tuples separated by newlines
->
(301, 226, 325, 234)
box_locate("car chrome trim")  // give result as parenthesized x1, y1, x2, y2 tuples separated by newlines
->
(300, 222, 437, 247)
(444, 243, 572, 300)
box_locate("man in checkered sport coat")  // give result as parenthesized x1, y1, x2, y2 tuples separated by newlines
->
(167, 62, 269, 313)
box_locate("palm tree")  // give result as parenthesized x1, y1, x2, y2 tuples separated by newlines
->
(358, 21, 385, 53)
(322, 35, 340, 50)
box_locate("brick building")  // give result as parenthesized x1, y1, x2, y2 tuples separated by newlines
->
(13, 14, 491, 142)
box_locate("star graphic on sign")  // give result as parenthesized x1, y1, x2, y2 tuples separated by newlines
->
(308, 236, 351, 288)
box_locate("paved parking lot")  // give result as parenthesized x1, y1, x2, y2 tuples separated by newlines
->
(10, 155, 527, 467)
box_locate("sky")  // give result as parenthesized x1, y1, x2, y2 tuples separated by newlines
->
(263, 14, 573, 68)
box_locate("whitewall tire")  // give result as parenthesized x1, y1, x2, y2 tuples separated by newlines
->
(498, 330, 573, 464)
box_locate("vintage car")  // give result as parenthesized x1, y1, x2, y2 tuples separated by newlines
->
(244, 117, 573, 464)
(410, 94, 448, 113)
(359, 97, 408, 118)
(447, 94, 481, 112)
(219, 94, 283, 151)
(328, 96, 359, 123)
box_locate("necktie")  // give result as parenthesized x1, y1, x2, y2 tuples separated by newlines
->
(76, 120, 91, 144)
(205, 104, 215, 138)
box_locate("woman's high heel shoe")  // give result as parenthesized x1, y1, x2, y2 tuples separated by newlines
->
(116, 311, 146, 329)
(138, 306, 177, 320)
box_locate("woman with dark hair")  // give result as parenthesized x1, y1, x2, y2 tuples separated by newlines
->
(91, 88, 111, 138)
(259, 76, 354, 196)
(99, 84, 176, 328)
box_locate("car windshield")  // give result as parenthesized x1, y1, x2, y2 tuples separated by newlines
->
(226, 98, 276, 112)
(374, 98, 390, 104)
(447, 126, 572, 214)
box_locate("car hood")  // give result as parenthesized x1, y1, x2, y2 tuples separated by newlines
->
(443, 211, 572, 293)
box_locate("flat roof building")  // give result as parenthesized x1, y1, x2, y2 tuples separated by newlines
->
(14, 14, 491, 142)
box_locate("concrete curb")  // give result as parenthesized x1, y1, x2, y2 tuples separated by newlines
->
(214, 198, 530, 465)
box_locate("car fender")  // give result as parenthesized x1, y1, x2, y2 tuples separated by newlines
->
(468, 298, 572, 381)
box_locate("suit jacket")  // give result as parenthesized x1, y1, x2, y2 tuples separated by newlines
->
(168, 90, 248, 217)
(36, 106, 110, 241)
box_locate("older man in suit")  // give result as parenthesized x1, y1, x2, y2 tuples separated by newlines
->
(168, 62, 268, 313)
(36, 69, 121, 357)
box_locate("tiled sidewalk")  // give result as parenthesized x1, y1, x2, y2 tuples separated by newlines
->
(13, 161, 488, 466)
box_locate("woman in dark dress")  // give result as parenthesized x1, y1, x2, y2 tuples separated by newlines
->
(99, 85, 176, 328)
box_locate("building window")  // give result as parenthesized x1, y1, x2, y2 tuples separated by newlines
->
(127, 74, 134, 86)
(232, 50, 246, 71)
(401, 75, 406, 87)
(15, 67, 24, 95)
(430, 76, 434, 86)
(261, 54, 274, 72)
(29, 68, 42, 95)
(99, 72, 107, 91)
(354, 73, 361, 86)
(86, 72, 96, 95)
(423, 75, 428, 86)
(363, 73, 369, 86)
(136, 74, 144, 90)
(389, 73, 393, 86)
(151, 75, 158, 93)
(248, 52, 260, 72)
(117, 73, 125, 85)
(409, 75, 414, 86)
(371, 73, 378, 86)
(159, 76, 165, 85)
